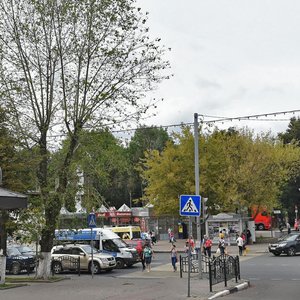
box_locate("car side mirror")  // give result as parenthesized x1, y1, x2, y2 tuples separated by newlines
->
(79, 252, 86, 256)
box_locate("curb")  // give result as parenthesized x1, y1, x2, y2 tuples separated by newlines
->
(208, 280, 250, 300)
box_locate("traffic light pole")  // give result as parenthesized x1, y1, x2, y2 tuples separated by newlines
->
(194, 113, 202, 279)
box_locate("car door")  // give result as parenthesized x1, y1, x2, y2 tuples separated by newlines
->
(59, 248, 72, 270)
(295, 235, 300, 253)
(71, 247, 89, 271)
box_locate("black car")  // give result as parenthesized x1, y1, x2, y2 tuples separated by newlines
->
(268, 233, 300, 256)
(13, 245, 36, 257)
(6, 246, 36, 274)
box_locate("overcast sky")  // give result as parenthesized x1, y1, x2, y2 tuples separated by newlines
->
(136, 0, 300, 135)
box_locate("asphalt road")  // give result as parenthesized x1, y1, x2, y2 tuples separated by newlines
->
(2, 253, 191, 300)
(222, 252, 300, 300)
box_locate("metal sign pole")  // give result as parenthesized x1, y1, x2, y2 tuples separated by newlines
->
(194, 113, 202, 279)
(179, 194, 201, 298)
(88, 212, 96, 279)
(91, 228, 94, 278)
(188, 216, 192, 297)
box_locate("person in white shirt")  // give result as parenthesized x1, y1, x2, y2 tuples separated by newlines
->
(236, 234, 244, 256)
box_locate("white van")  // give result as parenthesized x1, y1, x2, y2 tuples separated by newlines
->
(54, 228, 140, 268)
(104, 226, 141, 240)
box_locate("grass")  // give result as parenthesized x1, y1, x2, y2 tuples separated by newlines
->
(5, 276, 66, 283)
(0, 283, 28, 289)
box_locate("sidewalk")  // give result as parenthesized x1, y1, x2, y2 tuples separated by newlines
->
(152, 238, 269, 255)
(132, 239, 268, 299)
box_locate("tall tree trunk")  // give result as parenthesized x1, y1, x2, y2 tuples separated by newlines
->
(37, 130, 80, 278)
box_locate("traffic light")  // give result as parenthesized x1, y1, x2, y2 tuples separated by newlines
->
(202, 197, 209, 221)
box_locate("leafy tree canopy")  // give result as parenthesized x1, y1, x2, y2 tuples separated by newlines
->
(141, 126, 300, 216)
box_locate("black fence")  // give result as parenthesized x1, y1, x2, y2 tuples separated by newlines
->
(51, 256, 80, 276)
(179, 253, 211, 278)
(179, 253, 240, 292)
(208, 254, 240, 292)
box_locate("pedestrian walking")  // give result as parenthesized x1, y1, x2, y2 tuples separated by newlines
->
(218, 234, 226, 255)
(246, 228, 252, 244)
(150, 231, 157, 245)
(136, 240, 145, 271)
(184, 241, 189, 253)
(186, 235, 195, 253)
(170, 231, 176, 243)
(287, 222, 291, 234)
(236, 234, 244, 256)
(170, 244, 178, 271)
(143, 243, 154, 272)
(202, 235, 212, 258)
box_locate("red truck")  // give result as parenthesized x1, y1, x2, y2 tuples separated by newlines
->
(252, 207, 272, 230)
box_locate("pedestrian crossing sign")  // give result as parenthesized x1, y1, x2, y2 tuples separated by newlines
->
(180, 195, 201, 216)
(87, 213, 97, 228)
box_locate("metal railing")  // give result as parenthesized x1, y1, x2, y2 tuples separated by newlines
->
(208, 254, 240, 292)
(179, 253, 212, 278)
(179, 253, 241, 293)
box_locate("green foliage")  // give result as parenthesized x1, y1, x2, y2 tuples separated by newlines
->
(15, 207, 45, 244)
(0, 0, 170, 260)
(278, 117, 300, 220)
(127, 125, 171, 204)
(141, 127, 300, 216)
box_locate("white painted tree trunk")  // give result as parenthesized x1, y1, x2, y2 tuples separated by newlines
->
(0, 256, 6, 284)
(36, 252, 52, 279)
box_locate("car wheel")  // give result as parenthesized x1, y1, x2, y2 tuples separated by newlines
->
(287, 247, 296, 256)
(273, 252, 281, 256)
(89, 261, 101, 274)
(116, 258, 125, 269)
(257, 224, 265, 231)
(52, 261, 62, 274)
(11, 262, 21, 275)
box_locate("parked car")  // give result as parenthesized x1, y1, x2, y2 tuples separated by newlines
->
(12, 245, 36, 257)
(268, 233, 300, 256)
(6, 246, 36, 275)
(51, 244, 116, 274)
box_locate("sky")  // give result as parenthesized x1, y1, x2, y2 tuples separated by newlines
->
(136, 0, 300, 136)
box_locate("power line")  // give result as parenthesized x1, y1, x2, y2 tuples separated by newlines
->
(201, 109, 300, 124)
(111, 109, 300, 134)
(45, 109, 300, 137)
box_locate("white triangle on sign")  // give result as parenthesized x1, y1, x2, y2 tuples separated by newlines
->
(182, 197, 199, 213)
(89, 217, 97, 227)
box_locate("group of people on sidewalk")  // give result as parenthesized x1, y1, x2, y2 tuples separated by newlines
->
(136, 228, 253, 273)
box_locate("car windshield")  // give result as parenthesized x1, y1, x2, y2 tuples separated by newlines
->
(18, 246, 34, 253)
(79, 245, 98, 254)
(282, 234, 299, 242)
(7, 247, 22, 256)
(112, 238, 127, 248)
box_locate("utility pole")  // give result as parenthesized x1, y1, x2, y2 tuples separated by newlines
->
(194, 113, 202, 279)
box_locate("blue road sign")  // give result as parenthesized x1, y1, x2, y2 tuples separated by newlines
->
(180, 195, 201, 216)
(87, 213, 97, 228)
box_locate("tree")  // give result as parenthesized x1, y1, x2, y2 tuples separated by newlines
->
(0, 0, 170, 278)
(278, 117, 300, 221)
(0, 104, 37, 288)
(61, 129, 130, 210)
(278, 117, 300, 144)
(127, 125, 171, 204)
(141, 126, 300, 216)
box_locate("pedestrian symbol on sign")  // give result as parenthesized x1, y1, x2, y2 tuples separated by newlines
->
(182, 197, 199, 213)
(87, 213, 97, 228)
(180, 195, 201, 216)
